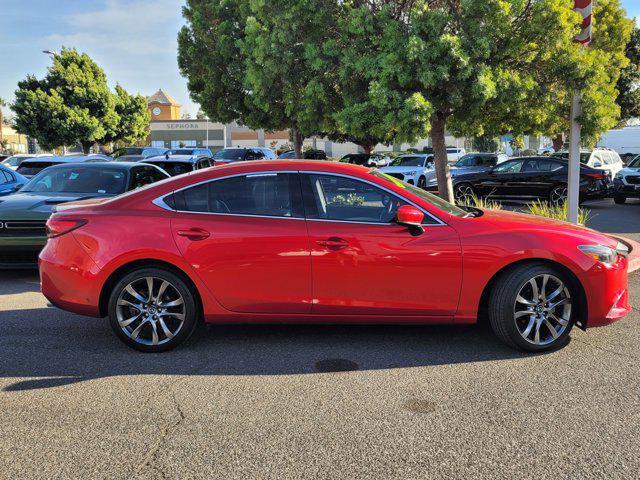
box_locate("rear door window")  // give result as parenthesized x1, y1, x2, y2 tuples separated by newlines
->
(175, 173, 303, 218)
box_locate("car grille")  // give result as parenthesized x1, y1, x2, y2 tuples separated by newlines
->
(0, 220, 47, 237)
(626, 175, 640, 185)
(386, 173, 404, 180)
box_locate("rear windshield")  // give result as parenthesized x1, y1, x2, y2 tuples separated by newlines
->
(169, 149, 195, 155)
(3, 156, 34, 167)
(551, 152, 591, 164)
(16, 162, 60, 176)
(391, 156, 430, 167)
(147, 161, 193, 176)
(213, 149, 246, 161)
(22, 166, 128, 194)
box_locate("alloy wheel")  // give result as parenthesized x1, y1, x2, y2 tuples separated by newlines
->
(513, 274, 571, 346)
(550, 186, 567, 205)
(454, 184, 475, 203)
(116, 277, 186, 346)
(418, 177, 427, 189)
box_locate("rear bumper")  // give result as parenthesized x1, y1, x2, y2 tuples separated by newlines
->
(39, 234, 103, 317)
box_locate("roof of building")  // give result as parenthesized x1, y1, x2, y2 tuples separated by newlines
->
(147, 89, 181, 107)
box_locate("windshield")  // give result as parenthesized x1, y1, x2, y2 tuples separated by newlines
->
(3, 155, 34, 167)
(213, 149, 246, 161)
(628, 155, 640, 168)
(112, 148, 143, 158)
(16, 162, 60, 177)
(22, 166, 128, 194)
(391, 156, 429, 167)
(369, 170, 468, 218)
(169, 149, 195, 155)
(551, 152, 591, 164)
(146, 161, 193, 176)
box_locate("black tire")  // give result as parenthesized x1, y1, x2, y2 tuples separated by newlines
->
(548, 184, 567, 205)
(488, 263, 575, 352)
(454, 183, 475, 203)
(108, 267, 199, 352)
(613, 194, 626, 205)
(417, 176, 427, 189)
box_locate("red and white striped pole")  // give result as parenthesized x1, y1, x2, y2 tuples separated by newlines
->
(567, 0, 592, 223)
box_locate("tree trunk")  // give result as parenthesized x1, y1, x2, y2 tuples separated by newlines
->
(552, 134, 564, 151)
(292, 128, 304, 158)
(430, 112, 454, 203)
(358, 143, 375, 154)
(81, 141, 93, 154)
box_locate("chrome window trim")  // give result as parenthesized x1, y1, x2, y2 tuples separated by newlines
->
(151, 169, 447, 226)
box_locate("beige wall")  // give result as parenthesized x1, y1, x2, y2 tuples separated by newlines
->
(0, 125, 28, 153)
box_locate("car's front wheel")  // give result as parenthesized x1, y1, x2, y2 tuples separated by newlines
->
(613, 194, 626, 204)
(549, 185, 567, 205)
(108, 267, 199, 352)
(417, 176, 427, 189)
(454, 183, 476, 203)
(488, 263, 574, 352)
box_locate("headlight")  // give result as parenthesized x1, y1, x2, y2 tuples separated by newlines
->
(615, 172, 624, 180)
(578, 244, 618, 264)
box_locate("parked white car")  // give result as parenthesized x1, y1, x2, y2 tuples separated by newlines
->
(446, 147, 466, 162)
(552, 148, 624, 178)
(1, 153, 49, 171)
(423, 152, 509, 187)
(380, 154, 434, 188)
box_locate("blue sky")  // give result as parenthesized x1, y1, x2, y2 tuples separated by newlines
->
(1, 0, 638, 120)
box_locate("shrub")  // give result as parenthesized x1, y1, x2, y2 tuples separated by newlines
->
(526, 200, 591, 225)
(457, 194, 503, 210)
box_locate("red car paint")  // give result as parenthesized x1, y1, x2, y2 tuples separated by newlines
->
(39, 160, 630, 328)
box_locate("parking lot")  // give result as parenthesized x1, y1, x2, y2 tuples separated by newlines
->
(0, 199, 639, 479)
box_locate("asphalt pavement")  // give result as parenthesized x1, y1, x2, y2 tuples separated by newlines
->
(0, 198, 638, 479)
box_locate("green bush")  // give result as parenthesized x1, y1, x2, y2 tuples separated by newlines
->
(457, 194, 503, 210)
(526, 200, 591, 225)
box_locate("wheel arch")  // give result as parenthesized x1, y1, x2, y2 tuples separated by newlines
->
(98, 259, 204, 319)
(477, 258, 588, 330)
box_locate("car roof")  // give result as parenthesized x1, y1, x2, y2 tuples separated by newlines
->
(20, 155, 109, 164)
(31, 161, 146, 170)
(146, 156, 197, 163)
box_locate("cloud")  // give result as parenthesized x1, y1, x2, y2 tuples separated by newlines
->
(43, 0, 199, 114)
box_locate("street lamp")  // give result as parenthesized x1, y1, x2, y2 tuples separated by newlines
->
(42, 50, 58, 57)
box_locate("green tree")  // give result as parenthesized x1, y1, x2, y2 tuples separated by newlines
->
(0, 97, 6, 149)
(616, 25, 640, 124)
(101, 85, 150, 146)
(12, 48, 119, 153)
(472, 135, 499, 153)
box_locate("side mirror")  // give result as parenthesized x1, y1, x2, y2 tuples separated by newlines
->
(396, 205, 425, 236)
(13, 183, 24, 191)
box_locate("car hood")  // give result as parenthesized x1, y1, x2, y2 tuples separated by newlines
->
(0, 192, 111, 219)
(619, 167, 640, 176)
(477, 208, 618, 248)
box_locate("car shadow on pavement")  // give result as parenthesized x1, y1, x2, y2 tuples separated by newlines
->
(0, 306, 550, 392)
(0, 270, 40, 295)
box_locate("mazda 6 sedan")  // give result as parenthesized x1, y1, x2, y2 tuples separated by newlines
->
(39, 161, 631, 353)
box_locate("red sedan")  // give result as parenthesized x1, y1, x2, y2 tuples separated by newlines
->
(39, 161, 631, 352)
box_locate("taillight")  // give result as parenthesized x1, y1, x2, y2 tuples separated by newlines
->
(586, 173, 604, 180)
(46, 218, 87, 238)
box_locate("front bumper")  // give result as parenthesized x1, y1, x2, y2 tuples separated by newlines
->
(613, 180, 640, 197)
(582, 253, 631, 328)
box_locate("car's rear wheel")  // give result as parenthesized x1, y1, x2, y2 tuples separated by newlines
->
(613, 194, 626, 204)
(454, 183, 475, 203)
(417, 176, 427, 189)
(549, 185, 567, 205)
(488, 263, 574, 352)
(108, 267, 198, 352)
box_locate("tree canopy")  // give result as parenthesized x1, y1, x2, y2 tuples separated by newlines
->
(11, 48, 149, 153)
(616, 25, 640, 124)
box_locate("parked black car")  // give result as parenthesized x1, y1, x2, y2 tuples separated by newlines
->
(278, 149, 327, 160)
(111, 147, 169, 161)
(143, 156, 213, 176)
(424, 156, 611, 204)
(213, 148, 276, 164)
